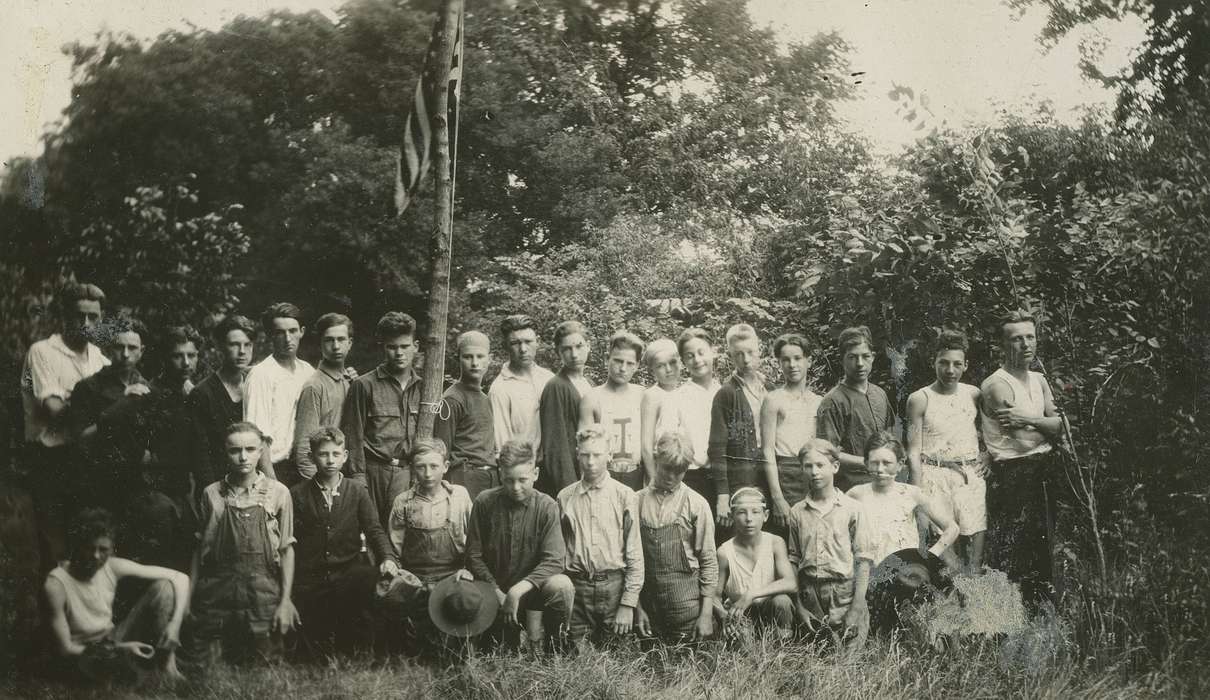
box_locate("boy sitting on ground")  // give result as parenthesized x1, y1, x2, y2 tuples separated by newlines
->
(714, 487, 797, 640)
(187, 422, 298, 666)
(44, 508, 189, 682)
(635, 429, 718, 643)
(290, 427, 399, 657)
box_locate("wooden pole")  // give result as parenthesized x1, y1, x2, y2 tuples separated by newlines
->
(416, 0, 462, 440)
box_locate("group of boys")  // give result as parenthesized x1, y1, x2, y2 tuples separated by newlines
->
(24, 282, 1063, 679)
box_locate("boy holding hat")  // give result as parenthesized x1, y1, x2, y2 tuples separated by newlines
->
(714, 487, 797, 639)
(557, 425, 644, 647)
(466, 439, 574, 649)
(435, 331, 498, 499)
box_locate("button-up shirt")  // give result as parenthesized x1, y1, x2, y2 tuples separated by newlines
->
(557, 475, 644, 607)
(666, 379, 720, 468)
(786, 489, 874, 580)
(467, 487, 565, 592)
(197, 472, 295, 564)
(636, 483, 718, 598)
(816, 382, 897, 487)
(292, 366, 352, 478)
(21, 334, 109, 447)
(341, 365, 422, 478)
(388, 481, 473, 556)
(244, 355, 314, 464)
(489, 363, 554, 456)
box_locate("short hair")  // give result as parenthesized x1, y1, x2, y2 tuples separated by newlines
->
(864, 430, 906, 462)
(608, 330, 644, 360)
(798, 438, 840, 466)
(56, 282, 105, 317)
(106, 316, 148, 343)
(375, 311, 417, 343)
(315, 312, 353, 338)
(642, 338, 678, 368)
(654, 429, 694, 475)
(410, 437, 448, 463)
(838, 326, 873, 354)
(935, 329, 968, 355)
(457, 330, 490, 352)
(500, 314, 536, 340)
(498, 439, 536, 471)
(677, 327, 712, 356)
(223, 421, 266, 442)
(212, 314, 256, 345)
(261, 302, 303, 332)
(999, 310, 1037, 340)
(725, 323, 758, 348)
(163, 325, 203, 350)
(553, 320, 587, 347)
(729, 486, 767, 510)
(576, 425, 608, 448)
(67, 507, 115, 550)
(308, 426, 346, 454)
(773, 333, 809, 359)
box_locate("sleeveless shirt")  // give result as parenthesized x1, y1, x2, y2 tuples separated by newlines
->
(981, 368, 1052, 461)
(48, 561, 117, 643)
(920, 385, 980, 461)
(850, 483, 920, 565)
(718, 532, 777, 603)
(774, 390, 822, 458)
(597, 384, 643, 469)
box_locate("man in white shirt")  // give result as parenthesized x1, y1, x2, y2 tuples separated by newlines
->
(244, 302, 313, 485)
(21, 282, 109, 567)
(488, 315, 554, 458)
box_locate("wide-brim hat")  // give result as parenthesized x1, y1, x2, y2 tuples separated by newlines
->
(375, 569, 424, 606)
(428, 577, 499, 638)
(873, 548, 952, 594)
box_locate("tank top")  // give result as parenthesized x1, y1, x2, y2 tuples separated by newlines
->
(597, 384, 643, 469)
(773, 389, 821, 458)
(718, 532, 777, 603)
(48, 562, 117, 644)
(981, 368, 1053, 461)
(920, 385, 980, 461)
(851, 483, 920, 565)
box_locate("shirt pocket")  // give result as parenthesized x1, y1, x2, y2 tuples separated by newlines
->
(368, 403, 404, 443)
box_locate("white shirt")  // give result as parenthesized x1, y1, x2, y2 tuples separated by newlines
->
(21, 334, 109, 447)
(488, 363, 555, 455)
(667, 379, 720, 468)
(244, 355, 314, 463)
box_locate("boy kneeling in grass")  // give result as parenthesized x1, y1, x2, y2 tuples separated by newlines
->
(714, 487, 797, 639)
(290, 427, 399, 657)
(187, 422, 297, 666)
(635, 429, 718, 643)
(786, 439, 874, 648)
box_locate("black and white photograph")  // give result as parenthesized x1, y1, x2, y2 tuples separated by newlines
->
(1, 0, 1207, 697)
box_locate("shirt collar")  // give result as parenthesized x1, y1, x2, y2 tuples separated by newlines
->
(48, 334, 105, 364)
(318, 365, 347, 383)
(802, 489, 844, 515)
(407, 481, 454, 503)
(375, 364, 418, 388)
(575, 474, 611, 495)
(650, 481, 684, 497)
(221, 471, 264, 494)
(315, 472, 343, 493)
(501, 488, 535, 509)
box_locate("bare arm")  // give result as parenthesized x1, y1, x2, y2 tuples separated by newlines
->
(640, 390, 660, 483)
(578, 391, 599, 433)
(110, 558, 190, 645)
(44, 578, 86, 656)
(913, 488, 958, 558)
(905, 391, 927, 485)
(747, 537, 800, 601)
(760, 395, 791, 525)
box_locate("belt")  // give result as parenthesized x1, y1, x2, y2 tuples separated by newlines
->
(569, 569, 623, 582)
(922, 455, 981, 483)
(452, 463, 496, 471)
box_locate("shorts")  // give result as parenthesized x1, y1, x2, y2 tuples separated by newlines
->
(922, 463, 987, 536)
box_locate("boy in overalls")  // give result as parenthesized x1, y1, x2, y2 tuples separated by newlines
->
(634, 429, 718, 643)
(187, 422, 297, 665)
(386, 438, 473, 645)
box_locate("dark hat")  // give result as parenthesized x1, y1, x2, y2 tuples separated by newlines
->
(428, 577, 499, 637)
(375, 569, 424, 606)
(872, 548, 952, 594)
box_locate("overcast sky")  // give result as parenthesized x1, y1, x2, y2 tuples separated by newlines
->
(2, 0, 1145, 165)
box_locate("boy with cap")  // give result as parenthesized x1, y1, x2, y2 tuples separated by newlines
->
(435, 330, 498, 499)
(557, 425, 644, 647)
(714, 487, 796, 639)
(635, 429, 718, 643)
(466, 439, 573, 649)
(580, 331, 646, 491)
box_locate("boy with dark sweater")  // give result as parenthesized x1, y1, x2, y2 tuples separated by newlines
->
(435, 331, 498, 499)
(709, 324, 774, 529)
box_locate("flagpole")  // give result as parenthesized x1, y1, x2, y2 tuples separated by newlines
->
(416, 0, 463, 440)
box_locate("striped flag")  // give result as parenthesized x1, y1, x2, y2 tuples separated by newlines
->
(395, 7, 464, 216)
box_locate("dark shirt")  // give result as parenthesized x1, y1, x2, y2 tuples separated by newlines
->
(816, 382, 897, 489)
(68, 365, 148, 440)
(189, 373, 243, 489)
(466, 487, 565, 592)
(341, 366, 422, 477)
(293, 366, 351, 478)
(708, 374, 774, 495)
(434, 382, 496, 468)
(143, 377, 194, 496)
(536, 372, 585, 495)
(291, 476, 396, 588)
(68, 366, 151, 475)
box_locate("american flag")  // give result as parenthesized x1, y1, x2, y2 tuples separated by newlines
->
(394, 7, 464, 216)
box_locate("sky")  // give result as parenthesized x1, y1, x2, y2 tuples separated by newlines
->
(2, 0, 1146, 165)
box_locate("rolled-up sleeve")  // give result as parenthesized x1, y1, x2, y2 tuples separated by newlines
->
(620, 490, 644, 608)
(849, 501, 876, 566)
(691, 496, 718, 599)
(275, 485, 296, 552)
(27, 345, 67, 402)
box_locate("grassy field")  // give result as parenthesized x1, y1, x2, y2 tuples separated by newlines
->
(3, 614, 1205, 700)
